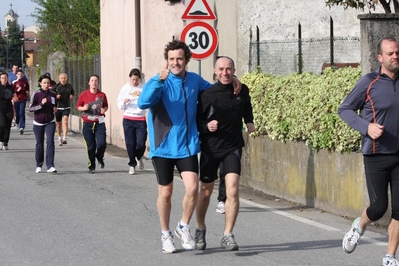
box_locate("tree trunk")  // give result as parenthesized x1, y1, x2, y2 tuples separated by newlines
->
(380, 0, 392, 13)
(394, 0, 399, 13)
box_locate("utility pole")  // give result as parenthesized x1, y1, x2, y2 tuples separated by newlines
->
(6, 33, 9, 72)
(21, 37, 25, 70)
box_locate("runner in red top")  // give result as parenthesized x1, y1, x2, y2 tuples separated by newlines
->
(76, 74, 108, 173)
(12, 69, 29, 134)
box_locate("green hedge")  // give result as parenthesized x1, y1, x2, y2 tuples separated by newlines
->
(240, 67, 362, 152)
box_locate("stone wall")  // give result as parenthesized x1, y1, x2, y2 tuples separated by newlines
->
(241, 134, 392, 225)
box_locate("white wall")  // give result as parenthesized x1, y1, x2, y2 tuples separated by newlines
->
(235, 0, 383, 75)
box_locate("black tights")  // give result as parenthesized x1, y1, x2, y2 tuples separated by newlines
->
(364, 154, 399, 221)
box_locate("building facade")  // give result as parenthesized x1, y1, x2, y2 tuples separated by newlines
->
(99, 0, 382, 147)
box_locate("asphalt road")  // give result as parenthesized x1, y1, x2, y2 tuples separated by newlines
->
(0, 114, 391, 266)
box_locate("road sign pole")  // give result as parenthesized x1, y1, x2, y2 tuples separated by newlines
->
(198, 60, 201, 76)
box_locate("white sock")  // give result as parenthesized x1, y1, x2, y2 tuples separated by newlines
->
(179, 221, 188, 227)
(162, 230, 171, 237)
(354, 219, 364, 234)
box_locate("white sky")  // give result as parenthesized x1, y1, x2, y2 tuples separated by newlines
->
(0, 1, 40, 30)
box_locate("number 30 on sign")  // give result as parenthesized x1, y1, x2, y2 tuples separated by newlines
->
(180, 21, 218, 60)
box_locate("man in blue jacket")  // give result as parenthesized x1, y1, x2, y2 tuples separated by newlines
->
(339, 37, 399, 266)
(138, 40, 240, 254)
(138, 40, 210, 254)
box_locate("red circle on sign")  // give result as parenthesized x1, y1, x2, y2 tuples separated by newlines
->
(180, 21, 218, 60)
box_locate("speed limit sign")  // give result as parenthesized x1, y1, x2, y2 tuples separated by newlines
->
(180, 21, 218, 60)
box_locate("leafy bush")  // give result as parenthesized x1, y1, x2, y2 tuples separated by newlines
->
(240, 67, 362, 152)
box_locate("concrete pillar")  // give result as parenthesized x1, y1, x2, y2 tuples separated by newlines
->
(358, 13, 399, 76)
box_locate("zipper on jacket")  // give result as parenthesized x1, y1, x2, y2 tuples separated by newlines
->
(181, 77, 192, 156)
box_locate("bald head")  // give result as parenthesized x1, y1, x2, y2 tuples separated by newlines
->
(214, 56, 236, 85)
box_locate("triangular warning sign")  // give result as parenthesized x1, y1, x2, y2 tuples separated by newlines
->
(182, 0, 216, 20)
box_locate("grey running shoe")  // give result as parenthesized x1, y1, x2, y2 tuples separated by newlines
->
(195, 228, 206, 250)
(89, 168, 95, 174)
(0, 142, 3, 150)
(58, 138, 63, 146)
(221, 233, 239, 251)
(342, 217, 363, 254)
(136, 158, 144, 170)
(174, 223, 195, 250)
(62, 138, 67, 144)
(216, 201, 225, 214)
(161, 234, 176, 254)
(3, 145, 8, 150)
(19, 128, 24, 135)
(99, 159, 105, 169)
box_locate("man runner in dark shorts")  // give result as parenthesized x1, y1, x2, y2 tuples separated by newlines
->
(52, 73, 74, 146)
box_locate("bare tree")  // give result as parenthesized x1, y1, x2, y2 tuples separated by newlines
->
(325, 0, 399, 13)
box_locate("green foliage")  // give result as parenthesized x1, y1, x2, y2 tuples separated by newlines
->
(0, 27, 6, 69)
(32, 0, 100, 65)
(240, 67, 362, 152)
(0, 21, 24, 69)
(325, 0, 399, 14)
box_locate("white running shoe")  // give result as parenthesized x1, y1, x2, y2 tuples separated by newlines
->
(383, 256, 399, 266)
(0, 142, 3, 150)
(342, 217, 364, 254)
(47, 167, 57, 173)
(58, 138, 63, 146)
(36, 167, 42, 173)
(161, 234, 176, 254)
(136, 158, 144, 170)
(129, 166, 135, 175)
(216, 201, 225, 214)
(174, 223, 195, 250)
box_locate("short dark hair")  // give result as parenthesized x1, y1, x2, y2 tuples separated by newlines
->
(17, 69, 23, 74)
(87, 74, 100, 83)
(38, 74, 51, 83)
(129, 68, 141, 78)
(164, 40, 192, 60)
(377, 37, 398, 55)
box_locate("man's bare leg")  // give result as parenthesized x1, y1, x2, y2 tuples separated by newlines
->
(387, 218, 399, 255)
(224, 173, 240, 234)
(196, 181, 214, 229)
(180, 171, 198, 224)
(157, 183, 173, 231)
(62, 115, 69, 141)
